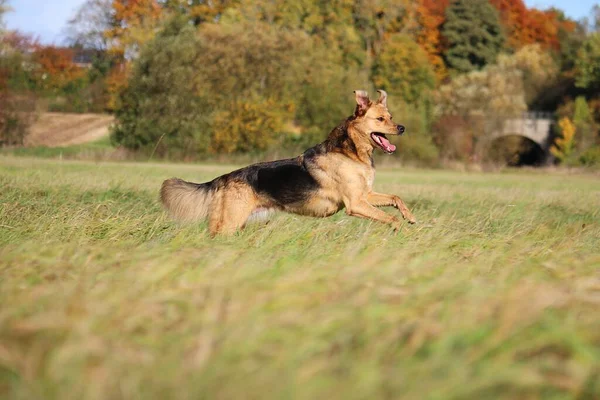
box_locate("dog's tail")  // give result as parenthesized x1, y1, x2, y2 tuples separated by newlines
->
(160, 178, 215, 222)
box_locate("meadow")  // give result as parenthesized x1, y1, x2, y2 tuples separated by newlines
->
(0, 155, 599, 399)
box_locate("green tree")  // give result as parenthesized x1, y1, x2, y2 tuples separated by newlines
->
(442, 0, 505, 73)
(111, 16, 212, 156)
(372, 33, 435, 105)
(575, 33, 600, 90)
(573, 96, 597, 151)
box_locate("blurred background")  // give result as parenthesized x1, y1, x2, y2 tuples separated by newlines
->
(1, 0, 599, 168)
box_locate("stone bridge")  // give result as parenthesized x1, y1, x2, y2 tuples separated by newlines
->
(490, 112, 555, 153)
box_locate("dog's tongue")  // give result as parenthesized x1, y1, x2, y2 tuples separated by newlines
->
(379, 135, 396, 152)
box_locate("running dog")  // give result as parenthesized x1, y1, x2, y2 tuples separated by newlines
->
(160, 90, 416, 235)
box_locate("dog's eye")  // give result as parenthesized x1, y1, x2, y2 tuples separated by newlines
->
(377, 117, 385, 122)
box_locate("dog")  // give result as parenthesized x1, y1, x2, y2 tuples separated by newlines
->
(160, 90, 416, 235)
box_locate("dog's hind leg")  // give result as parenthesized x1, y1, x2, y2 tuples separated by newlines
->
(208, 182, 257, 236)
(367, 192, 416, 224)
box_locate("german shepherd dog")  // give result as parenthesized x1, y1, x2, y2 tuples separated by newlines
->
(160, 90, 416, 235)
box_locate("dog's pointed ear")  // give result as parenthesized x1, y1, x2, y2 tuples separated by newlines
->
(354, 90, 371, 116)
(376, 89, 387, 108)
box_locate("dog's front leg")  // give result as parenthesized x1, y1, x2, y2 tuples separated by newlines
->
(367, 192, 416, 224)
(345, 200, 402, 231)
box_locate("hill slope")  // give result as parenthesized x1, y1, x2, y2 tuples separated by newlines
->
(25, 112, 114, 147)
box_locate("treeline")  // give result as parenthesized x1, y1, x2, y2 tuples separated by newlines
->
(2, 0, 600, 166)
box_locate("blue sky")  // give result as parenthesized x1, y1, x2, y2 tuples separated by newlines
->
(3, 0, 599, 44)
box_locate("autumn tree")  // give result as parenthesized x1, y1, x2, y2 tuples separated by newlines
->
(434, 45, 557, 160)
(551, 117, 576, 162)
(112, 16, 304, 155)
(31, 46, 85, 93)
(111, 16, 211, 155)
(105, 0, 164, 59)
(576, 33, 600, 90)
(415, 0, 450, 82)
(0, 8, 39, 146)
(573, 96, 597, 151)
(162, 0, 238, 26)
(372, 33, 435, 105)
(442, 0, 505, 74)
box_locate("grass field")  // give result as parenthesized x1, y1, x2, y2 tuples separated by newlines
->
(1, 155, 599, 399)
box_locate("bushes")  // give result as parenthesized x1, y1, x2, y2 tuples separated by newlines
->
(372, 34, 435, 106)
(579, 146, 600, 167)
(111, 16, 367, 157)
(210, 99, 288, 153)
(0, 92, 38, 146)
(110, 18, 210, 157)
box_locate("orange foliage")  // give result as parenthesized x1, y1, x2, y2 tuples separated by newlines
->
(415, 0, 450, 82)
(522, 8, 574, 50)
(33, 46, 85, 91)
(189, 0, 237, 24)
(489, 0, 575, 51)
(105, 63, 130, 111)
(106, 0, 163, 57)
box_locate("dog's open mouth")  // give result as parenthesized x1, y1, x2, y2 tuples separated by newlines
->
(371, 133, 397, 154)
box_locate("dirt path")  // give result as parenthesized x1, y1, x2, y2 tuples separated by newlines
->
(25, 112, 114, 147)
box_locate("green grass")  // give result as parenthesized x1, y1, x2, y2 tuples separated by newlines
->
(1, 136, 114, 160)
(1, 155, 599, 400)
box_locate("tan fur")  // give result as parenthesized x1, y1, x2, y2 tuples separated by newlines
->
(160, 178, 213, 222)
(208, 182, 257, 235)
(160, 90, 416, 236)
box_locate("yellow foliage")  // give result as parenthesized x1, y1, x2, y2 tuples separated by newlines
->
(210, 98, 288, 154)
(550, 117, 576, 161)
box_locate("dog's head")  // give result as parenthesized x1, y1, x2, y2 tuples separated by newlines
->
(350, 90, 405, 154)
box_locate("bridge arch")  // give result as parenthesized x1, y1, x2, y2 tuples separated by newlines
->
(486, 114, 554, 165)
(487, 134, 546, 166)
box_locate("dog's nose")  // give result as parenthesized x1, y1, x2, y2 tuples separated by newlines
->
(397, 125, 405, 135)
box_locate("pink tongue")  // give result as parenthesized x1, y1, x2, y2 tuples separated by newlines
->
(379, 135, 396, 152)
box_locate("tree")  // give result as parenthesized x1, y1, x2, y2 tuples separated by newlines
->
(0, 6, 39, 147)
(415, 0, 450, 82)
(111, 16, 211, 155)
(442, 0, 505, 73)
(550, 117, 576, 162)
(372, 33, 435, 105)
(497, 44, 558, 106)
(487, 1, 574, 52)
(576, 33, 600, 90)
(162, 0, 239, 26)
(105, 0, 164, 59)
(488, 0, 529, 49)
(31, 46, 86, 93)
(434, 45, 557, 161)
(65, 0, 113, 51)
(573, 96, 597, 151)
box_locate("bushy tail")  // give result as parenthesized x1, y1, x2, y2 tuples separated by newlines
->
(160, 178, 214, 222)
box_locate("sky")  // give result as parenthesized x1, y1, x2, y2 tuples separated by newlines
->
(3, 0, 599, 44)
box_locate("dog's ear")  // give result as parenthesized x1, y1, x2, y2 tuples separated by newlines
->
(376, 89, 387, 108)
(353, 90, 371, 116)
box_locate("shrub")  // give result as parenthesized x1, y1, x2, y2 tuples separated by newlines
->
(210, 98, 288, 154)
(579, 146, 600, 167)
(110, 17, 211, 157)
(0, 91, 38, 146)
(551, 117, 576, 163)
(432, 115, 474, 161)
